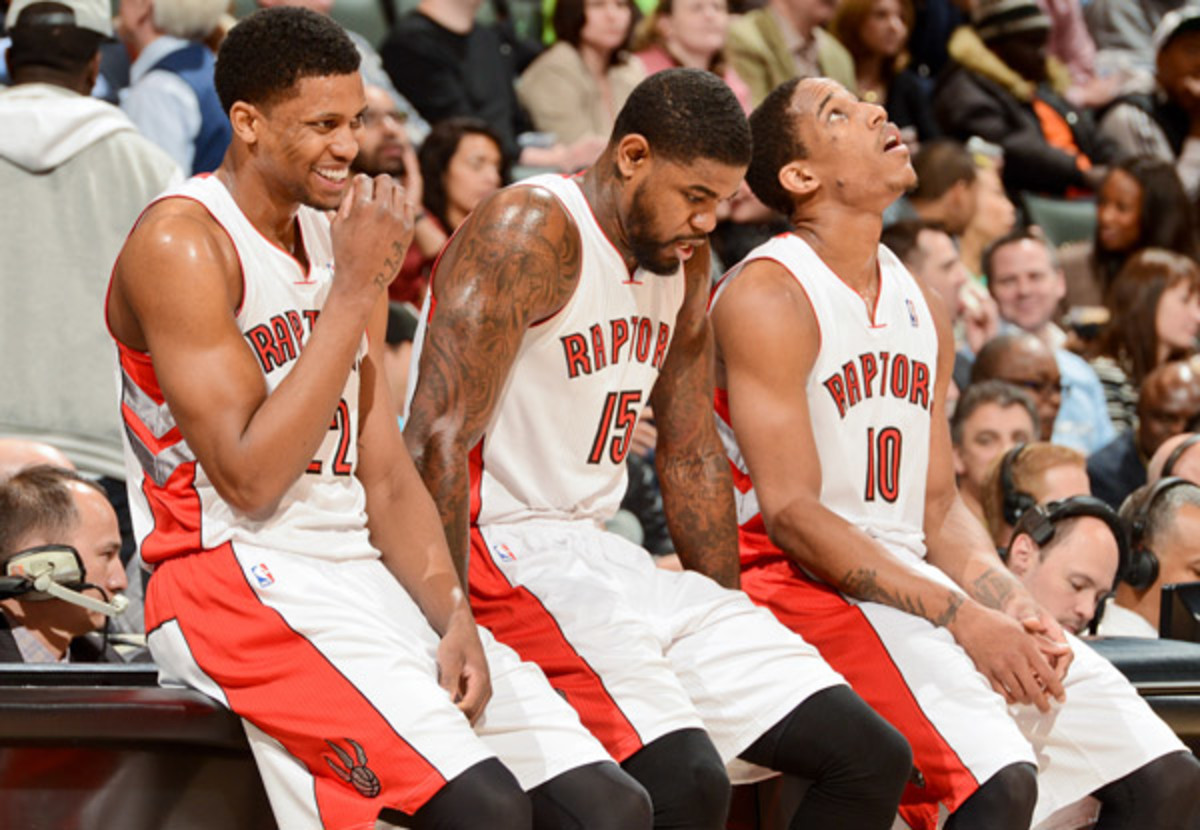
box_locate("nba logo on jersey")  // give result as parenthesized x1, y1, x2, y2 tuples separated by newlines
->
(250, 563, 275, 587)
(494, 544, 517, 563)
(905, 298, 919, 328)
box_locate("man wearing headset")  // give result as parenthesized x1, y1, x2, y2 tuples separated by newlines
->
(1100, 478, 1200, 638)
(981, 442, 1091, 548)
(1004, 498, 1126, 636)
(0, 466, 127, 662)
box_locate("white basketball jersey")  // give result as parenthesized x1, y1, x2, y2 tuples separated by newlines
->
(712, 234, 938, 561)
(115, 175, 373, 564)
(411, 174, 686, 527)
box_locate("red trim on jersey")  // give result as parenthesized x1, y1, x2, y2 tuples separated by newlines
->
(138, 463, 204, 565)
(713, 389, 754, 495)
(467, 528, 645, 761)
(742, 559, 979, 830)
(467, 441, 485, 526)
(149, 545, 448, 822)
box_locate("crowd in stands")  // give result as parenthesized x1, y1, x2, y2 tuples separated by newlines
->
(2, 0, 1200, 679)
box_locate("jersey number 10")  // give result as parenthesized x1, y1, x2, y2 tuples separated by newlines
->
(864, 426, 902, 502)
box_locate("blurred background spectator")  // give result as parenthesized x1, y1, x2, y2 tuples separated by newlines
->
(518, 0, 643, 145)
(951, 380, 1040, 523)
(633, 0, 751, 112)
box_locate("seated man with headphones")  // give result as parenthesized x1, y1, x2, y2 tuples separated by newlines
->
(0, 466, 129, 662)
(981, 442, 1091, 548)
(1100, 478, 1200, 638)
(1004, 497, 1128, 636)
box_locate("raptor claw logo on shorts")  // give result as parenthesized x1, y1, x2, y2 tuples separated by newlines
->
(324, 738, 381, 798)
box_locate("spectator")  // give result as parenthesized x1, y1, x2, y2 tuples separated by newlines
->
(518, 0, 644, 146)
(1060, 157, 1198, 310)
(632, 0, 752, 112)
(1103, 477, 1200, 637)
(0, 466, 127, 663)
(1003, 495, 1125, 634)
(726, 0, 855, 106)
(0, 0, 180, 517)
(117, 0, 230, 173)
(256, 0, 432, 144)
(934, 0, 1116, 197)
(351, 84, 441, 308)
(0, 439, 75, 482)
(972, 331, 1063, 442)
(831, 0, 939, 142)
(957, 160, 1015, 279)
(889, 137, 977, 232)
(951, 380, 1040, 524)
(983, 229, 1116, 453)
(1098, 10, 1200, 203)
(980, 440, 1090, 548)
(381, 0, 603, 171)
(1085, 0, 1179, 96)
(1088, 359, 1200, 509)
(1148, 431, 1200, 483)
(1088, 248, 1200, 432)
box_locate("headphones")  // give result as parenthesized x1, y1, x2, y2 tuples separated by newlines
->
(0, 545, 128, 617)
(1161, 434, 1200, 478)
(1000, 443, 1036, 526)
(1125, 476, 1196, 591)
(1010, 495, 1131, 580)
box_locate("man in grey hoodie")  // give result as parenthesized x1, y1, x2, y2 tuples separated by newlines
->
(0, 0, 180, 557)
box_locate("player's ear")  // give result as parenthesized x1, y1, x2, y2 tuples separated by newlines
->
(614, 134, 650, 180)
(1007, 532, 1036, 576)
(778, 160, 818, 200)
(229, 101, 263, 146)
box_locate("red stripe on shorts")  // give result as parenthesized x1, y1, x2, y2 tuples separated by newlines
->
(467, 527, 644, 761)
(151, 544, 448, 827)
(742, 558, 979, 830)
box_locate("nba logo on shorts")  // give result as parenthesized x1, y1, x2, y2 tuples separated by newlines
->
(494, 544, 517, 562)
(251, 563, 275, 587)
(905, 298, 919, 327)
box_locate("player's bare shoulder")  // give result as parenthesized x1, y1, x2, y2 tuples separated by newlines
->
(109, 197, 242, 350)
(711, 255, 819, 376)
(437, 183, 582, 321)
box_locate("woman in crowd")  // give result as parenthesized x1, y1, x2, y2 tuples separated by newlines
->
(959, 162, 1016, 279)
(1089, 249, 1200, 431)
(632, 0, 750, 112)
(1061, 157, 1198, 309)
(392, 118, 508, 309)
(831, 0, 938, 144)
(518, 0, 645, 146)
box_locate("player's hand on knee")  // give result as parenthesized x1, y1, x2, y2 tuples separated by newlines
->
(330, 173, 416, 302)
(436, 611, 493, 725)
(950, 602, 1066, 713)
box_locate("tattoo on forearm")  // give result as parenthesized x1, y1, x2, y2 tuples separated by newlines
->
(970, 567, 1016, 610)
(372, 240, 409, 292)
(842, 567, 964, 626)
(659, 448, 740, 588)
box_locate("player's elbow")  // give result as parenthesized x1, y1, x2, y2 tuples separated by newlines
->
(213, 475, 286, 520)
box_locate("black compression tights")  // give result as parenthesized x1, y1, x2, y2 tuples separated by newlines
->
(739, 685, 913, 830)
(943, 763, 1037, 830)
(529, 760, 653, 830)
(621, 728, 732, 830)
(1093, 751, 1200, 830)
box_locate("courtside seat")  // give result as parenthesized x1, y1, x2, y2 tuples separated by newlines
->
(1089, 637, 1200, 754)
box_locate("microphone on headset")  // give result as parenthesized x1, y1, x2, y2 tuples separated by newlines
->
(0, 544, 128, 617)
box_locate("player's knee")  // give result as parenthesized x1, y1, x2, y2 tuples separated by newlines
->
(409, 758, 531, 830)
(948, 762, 1037, 830)
(622, 729, 731, 829)
(530, 761, 652, 830)
(1097, 751, 1200, 825)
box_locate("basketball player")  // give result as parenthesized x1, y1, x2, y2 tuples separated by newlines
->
(709, 77, 1200, 830)
(105, 9, 650, 829)
(405, 69, 912, 830)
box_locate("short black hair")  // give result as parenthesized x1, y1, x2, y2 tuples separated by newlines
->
(746, 77, 805, 215)
(611, 68, 751, 169)
(214, 7, 360, 115)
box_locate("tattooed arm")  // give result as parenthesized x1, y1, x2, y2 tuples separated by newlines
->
(648, 245, 740, 588)
(403, 186, 580, 586)
(712, 261, 1066, 710)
